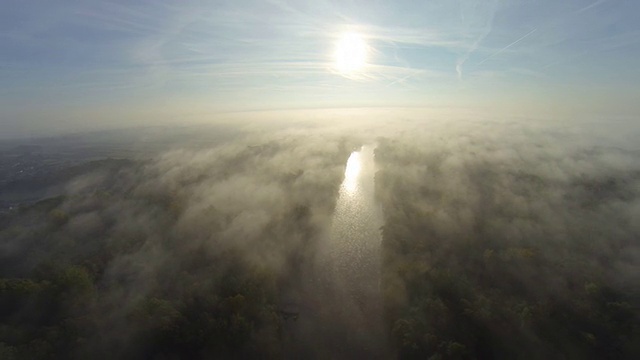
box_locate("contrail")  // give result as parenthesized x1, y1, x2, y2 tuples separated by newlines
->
(386, 71, 419, 87)
(577, 0, 607, 13)
(475, 28, 537, 67)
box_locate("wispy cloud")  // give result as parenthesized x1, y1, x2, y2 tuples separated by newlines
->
(577, 0, 609, 14)
(456, 0, 500, 80)
(474, 28, 538, 67)
(1, 0, 640, 132)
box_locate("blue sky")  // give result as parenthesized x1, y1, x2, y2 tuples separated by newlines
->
(1, 0, 639, 137)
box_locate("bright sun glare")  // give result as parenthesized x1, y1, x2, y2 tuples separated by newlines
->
(334, 32, 368, 75)
(343, 150, 362, 193)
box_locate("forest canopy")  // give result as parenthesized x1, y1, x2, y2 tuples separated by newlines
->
(0, 119, 639, 359)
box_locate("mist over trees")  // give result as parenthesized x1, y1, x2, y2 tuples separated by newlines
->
(375, 119, 640, 359)
(0, 118, 638, 359)
(0, 131, 357, 359)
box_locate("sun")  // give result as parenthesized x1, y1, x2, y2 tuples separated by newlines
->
(333, 32, 368, 75)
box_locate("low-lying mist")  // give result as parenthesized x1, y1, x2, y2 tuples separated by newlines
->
(375, 118, 640, 359)
(0, 115, 638, 359)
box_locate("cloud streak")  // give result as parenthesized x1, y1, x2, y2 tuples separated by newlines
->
(475, 28, 538, 67)
(2, 0, 640, 137)
(577, 0, 609, 14)
(455, 0, 500, 80)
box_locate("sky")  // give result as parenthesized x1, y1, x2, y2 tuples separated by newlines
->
(1, 0, 639, 138)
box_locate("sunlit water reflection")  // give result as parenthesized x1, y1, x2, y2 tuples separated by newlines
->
(329, 145, 383, 291)
(326, 144, 386, 355)
(342, 150, 362, 194)
(282, 145, 387, 358)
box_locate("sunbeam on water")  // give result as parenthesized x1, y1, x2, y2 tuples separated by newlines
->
(343, 150, 362, 194)
(326, 144, 387, 356)
(330, 145, 382, 281)
(280, 145, 388, 358)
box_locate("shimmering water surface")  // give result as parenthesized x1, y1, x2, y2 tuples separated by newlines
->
(327, 145, 384, 311)
(282, 145, 387, 358)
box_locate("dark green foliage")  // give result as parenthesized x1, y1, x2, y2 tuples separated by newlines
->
(376, 137, 640, 360)
(0, 137, 351, 359)
(0, 197, 289, 359)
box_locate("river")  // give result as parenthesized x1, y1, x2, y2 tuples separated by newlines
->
(281, 145, 388, 359)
